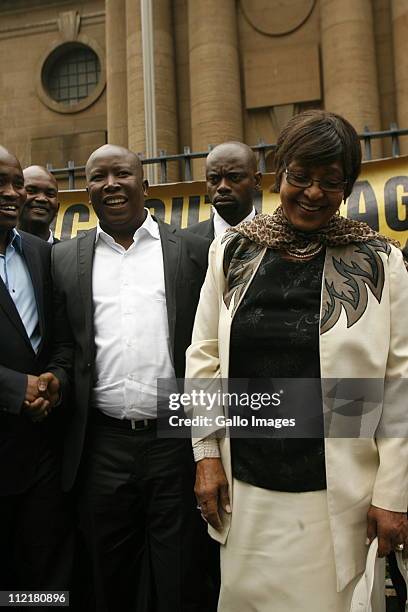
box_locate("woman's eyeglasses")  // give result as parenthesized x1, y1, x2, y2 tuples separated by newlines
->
(284, 169, 347, 193)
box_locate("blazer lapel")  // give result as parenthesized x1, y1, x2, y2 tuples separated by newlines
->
(78, 229, 96, 344)
(208, 217, 215, 241)
(157, 219, 180, 356)
(0, 276, 32, 347)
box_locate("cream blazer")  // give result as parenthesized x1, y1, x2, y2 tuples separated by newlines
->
(186, 233, 408, 591)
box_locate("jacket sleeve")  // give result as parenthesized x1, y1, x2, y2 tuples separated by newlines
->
(372, 246, 408, 511)
(45, 246, 74, 399)
(0, 365, 26, 415)
(185, 237, 226, 455)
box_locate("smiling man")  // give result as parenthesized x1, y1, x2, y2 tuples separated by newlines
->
(0, 146, 72, 591)
(48, 144, 213, 612)
(19, 165, 60, 243)
(187, 141, 261, 240)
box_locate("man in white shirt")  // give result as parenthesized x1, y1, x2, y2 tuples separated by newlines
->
(48, 144, 213, 612)
(187, 141, 261, 240)
(19, 166, 60, 244)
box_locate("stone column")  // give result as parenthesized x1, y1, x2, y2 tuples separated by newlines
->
(154, 0, 179, 181)
(126, 0, 146, 154)
(106, 0, 128, 147)
(391, 0, 408, 153)
(188, 0, 243, 177)
(373, 0, 396, 156)
(173, 0, 191, 152)
(321, 0, 382, 158)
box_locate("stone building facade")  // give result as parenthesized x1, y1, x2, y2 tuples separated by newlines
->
(0, 0, 407, 179)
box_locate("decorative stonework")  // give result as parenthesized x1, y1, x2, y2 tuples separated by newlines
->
(0, 12, 104, 41)
(240, 0, 316, 36)
(57, 10, 81, 41)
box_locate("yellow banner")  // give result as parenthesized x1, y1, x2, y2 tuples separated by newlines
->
(55, 156, 408, 248)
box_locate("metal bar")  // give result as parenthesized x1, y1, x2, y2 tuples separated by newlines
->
(257, 139, 267, 173)
(184, 146, 192, 181)
(158, 149, 167, 184)
(362, 127, 372, 160)
(357, 127, 408, 139)
(47, 126, 408, 188)
(390, 123, 400, 158)
(67, 160, 75, 190)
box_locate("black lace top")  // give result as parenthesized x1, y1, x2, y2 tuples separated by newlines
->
(229, 248, 327, 492)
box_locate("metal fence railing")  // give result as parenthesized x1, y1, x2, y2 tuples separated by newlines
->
(47, 125, 408, 189)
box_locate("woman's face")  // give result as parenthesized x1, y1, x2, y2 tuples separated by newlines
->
(280, 160, 346, 232)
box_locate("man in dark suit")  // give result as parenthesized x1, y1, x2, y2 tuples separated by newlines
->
(187, 141, 261, 239)
(49, 144, 213, 612)
(0, 146, 72, 590)
(19, 165, 60, 244)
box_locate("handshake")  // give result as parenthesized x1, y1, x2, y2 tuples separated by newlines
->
(23, 372, 61, 423)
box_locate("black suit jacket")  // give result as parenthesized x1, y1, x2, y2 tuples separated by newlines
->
(186, 217, 215, 241)
(0, 231, 54, 495)
(49, 219, 210, 491)
(186, 210, 258, 241)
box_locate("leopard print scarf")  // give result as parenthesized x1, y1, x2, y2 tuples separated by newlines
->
(230, 205, 402, 252)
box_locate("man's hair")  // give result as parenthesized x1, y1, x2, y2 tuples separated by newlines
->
(85, 144, 143, 180)
(206, 141, 258, 173)
(0, 145, 19, 167)
(274, 110, 362, 198)
(23, 165, 58, 187)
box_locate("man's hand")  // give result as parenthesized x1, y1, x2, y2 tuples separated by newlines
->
(195, 458, 231, 531)
(367, 505, 408, 557)
(37, 372, 61, 407)
(22, 372, 60, 423)
(25, 374, 41, 404)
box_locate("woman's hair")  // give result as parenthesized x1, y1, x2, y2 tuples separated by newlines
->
(274, 110, 362, 198)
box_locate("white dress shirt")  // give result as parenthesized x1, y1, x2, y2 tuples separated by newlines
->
(92, 210, 176, 420)
(212, 206, 256, 237)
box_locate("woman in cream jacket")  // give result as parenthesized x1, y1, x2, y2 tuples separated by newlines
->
(186, 110, 408, 611)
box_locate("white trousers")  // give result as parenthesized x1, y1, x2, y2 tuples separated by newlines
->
(218, 479, 385, 612)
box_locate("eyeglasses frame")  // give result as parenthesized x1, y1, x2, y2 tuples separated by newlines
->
(284, 167, 348, 194)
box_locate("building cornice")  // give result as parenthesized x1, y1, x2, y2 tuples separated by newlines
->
(0, 10, 105, 41)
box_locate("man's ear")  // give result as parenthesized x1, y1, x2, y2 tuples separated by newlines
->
(51, 201, 60, 222)
(143, 179, 149, 196)
(254, 171, 262, 191)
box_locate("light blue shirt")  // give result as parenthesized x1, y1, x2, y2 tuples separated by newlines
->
(0, 229, 41, 353)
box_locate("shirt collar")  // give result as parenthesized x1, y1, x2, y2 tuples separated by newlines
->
(8, 228, 23, 253)
(47, 230, 54, 244)
(95, 208, 160, 245)
(212, 207, 256, 237)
